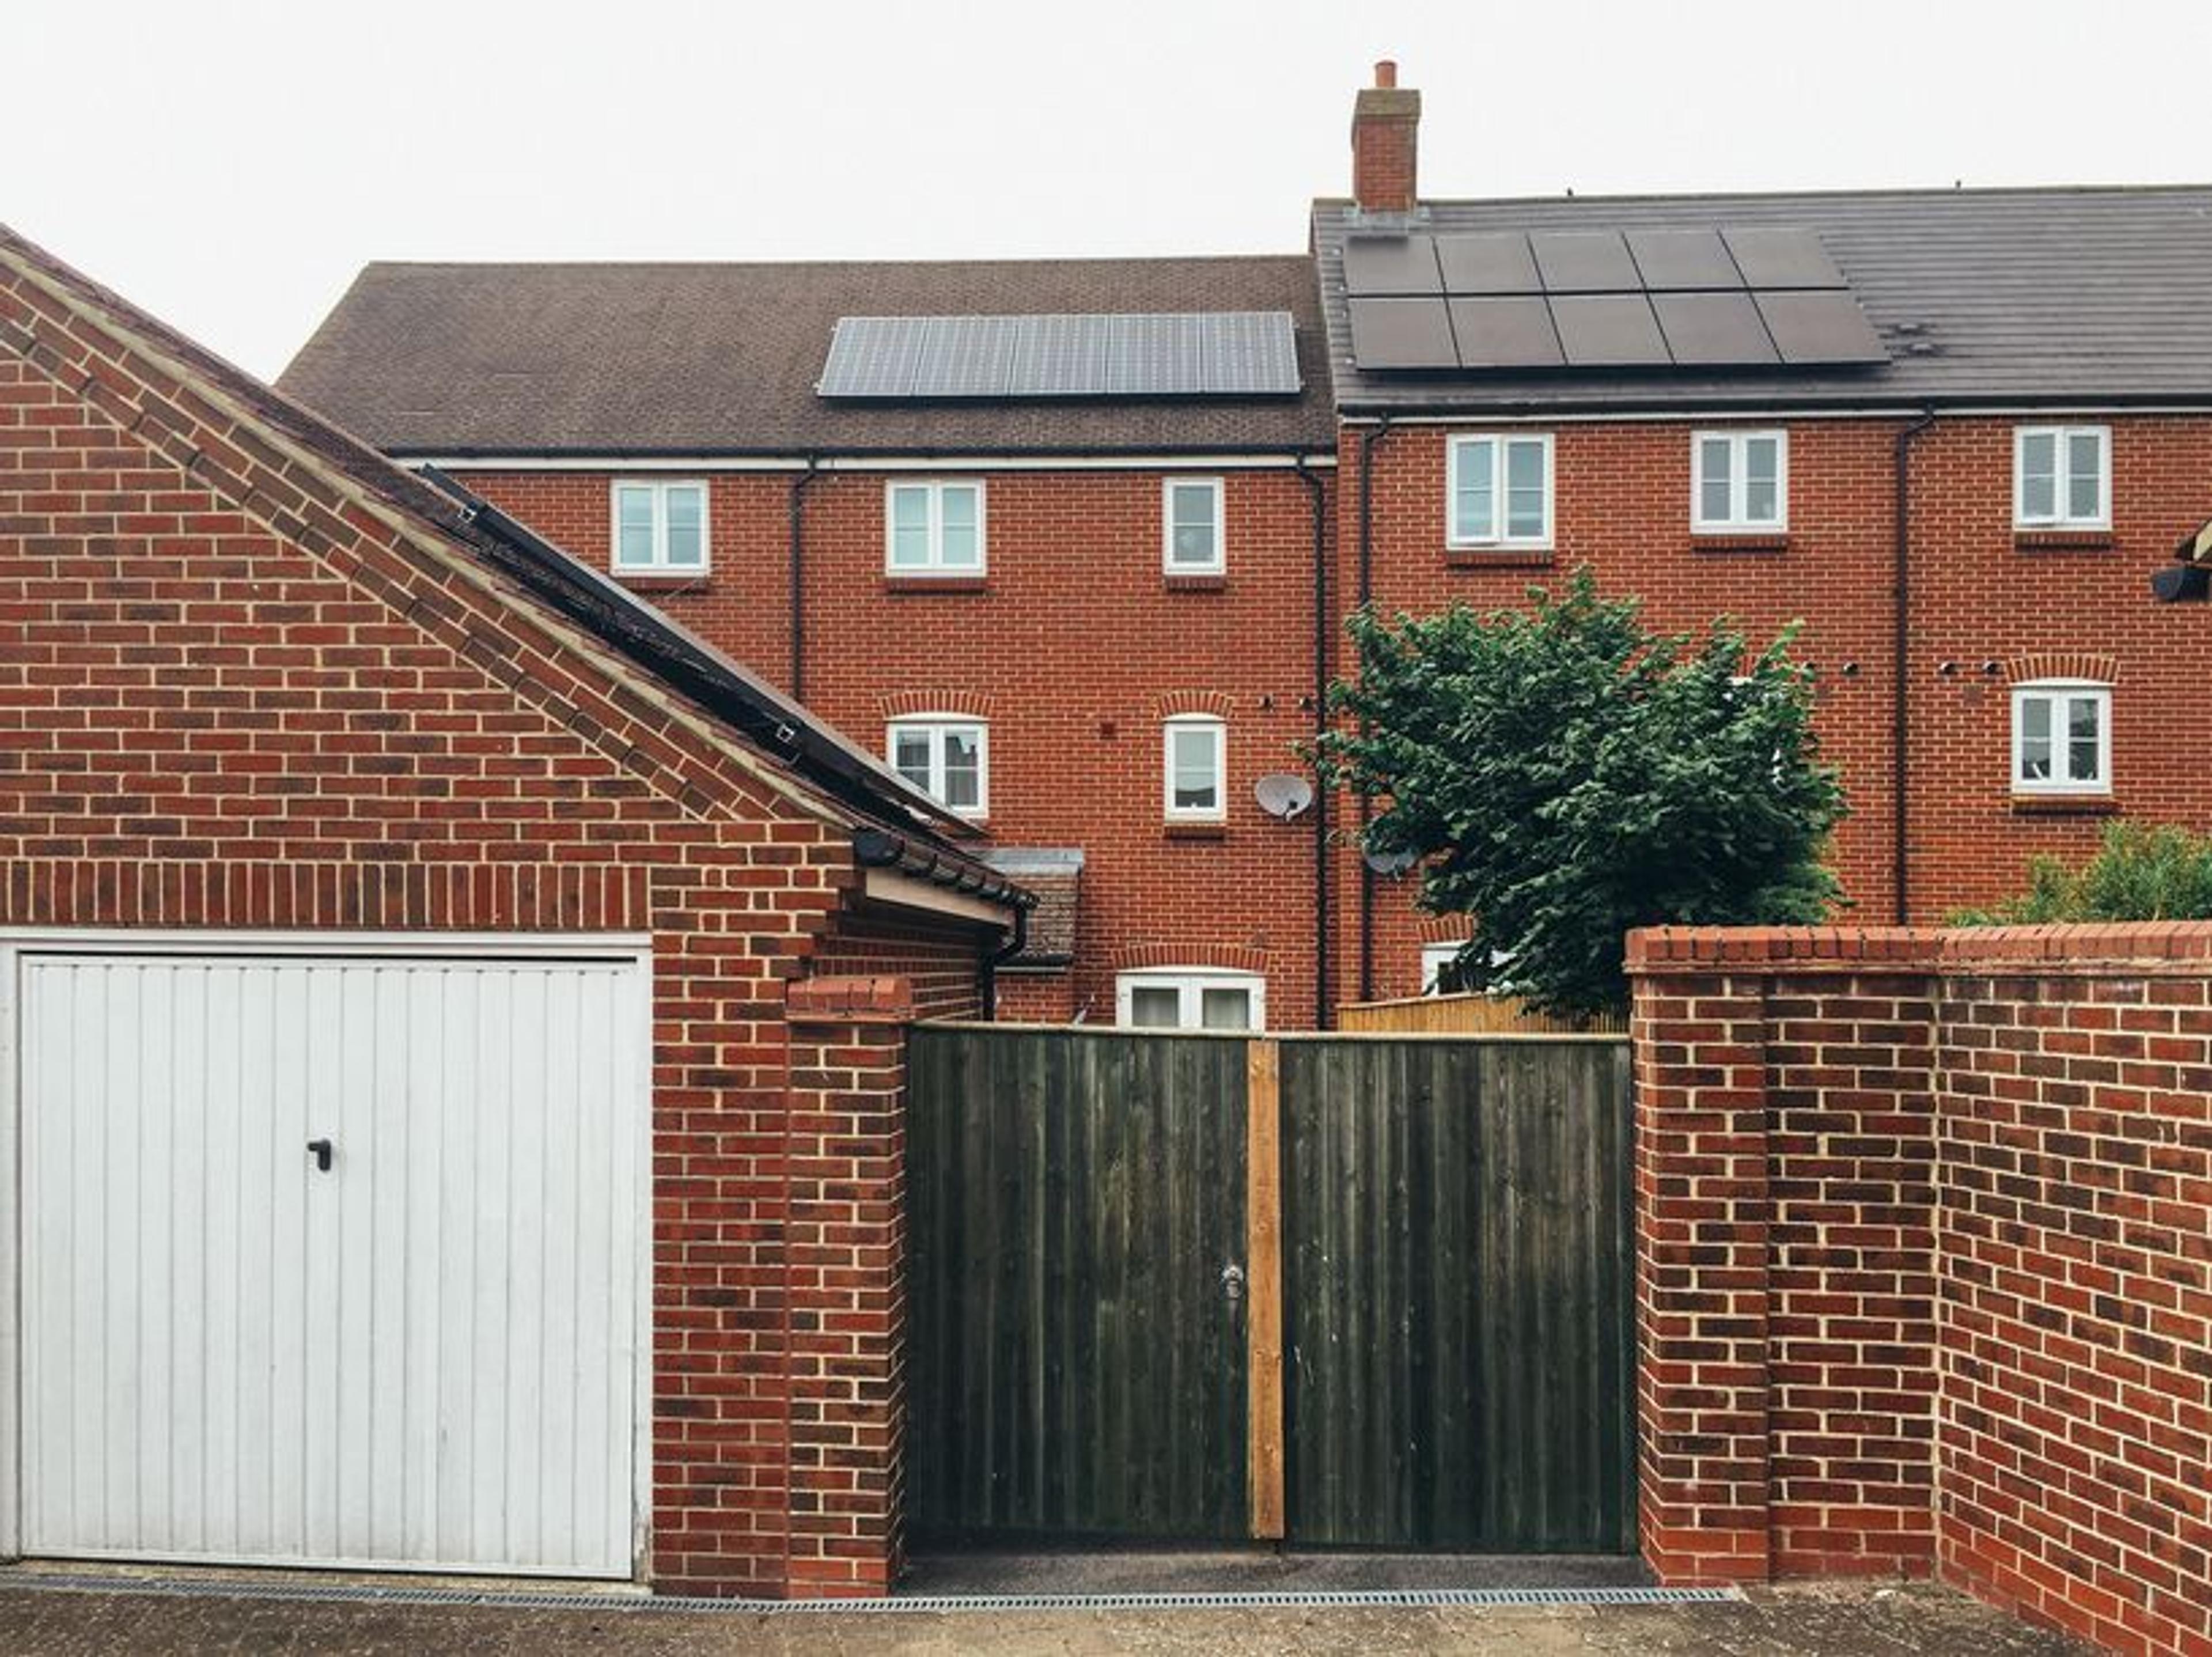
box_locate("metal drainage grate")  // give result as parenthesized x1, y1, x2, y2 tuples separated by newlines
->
(0, 1572, 1740, 1613)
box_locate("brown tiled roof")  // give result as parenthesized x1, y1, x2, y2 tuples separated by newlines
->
(984, 850, 1081, 968)
(277, 258, 1335, 456)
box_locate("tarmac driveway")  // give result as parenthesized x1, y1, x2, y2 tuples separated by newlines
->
(0, 1574, 2086, 1656)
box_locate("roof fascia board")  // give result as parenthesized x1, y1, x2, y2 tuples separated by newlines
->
(1338, 401, 2212, 425)
(404, 451, 1337, 472)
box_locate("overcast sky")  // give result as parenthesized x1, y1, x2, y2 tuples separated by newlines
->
(8, 0, 2208, 379)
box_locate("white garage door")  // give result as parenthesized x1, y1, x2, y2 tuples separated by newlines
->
(12, 948, 647, 1577)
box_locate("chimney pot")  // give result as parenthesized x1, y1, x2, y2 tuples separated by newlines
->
(1374, 59, 1397, 89)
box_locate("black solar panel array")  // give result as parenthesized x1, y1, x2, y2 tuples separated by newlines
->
(817, 311, 1301, 399)
(1342, 226, 1886, 373)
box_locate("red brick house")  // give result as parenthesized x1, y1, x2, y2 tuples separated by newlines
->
(277, 66, 2212, 1028)
(0, 224, 1027, 1595)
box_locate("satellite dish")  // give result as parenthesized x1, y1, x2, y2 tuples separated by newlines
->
(1253, 773, 1315, 821)
(1362, 846, 1418, 877)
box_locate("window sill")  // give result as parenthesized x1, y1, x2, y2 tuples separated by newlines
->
(883, 574, 989, 594)
(1163, 821, 1228, 841)
(1445, 548, 1555, 571)
(2013, 529, 2115, 551)
(1164, 572, 1229, 592)
(2010, 793, 2119, 816)
(1691, 532, 1790, 554)
(611, 570, 712, 593)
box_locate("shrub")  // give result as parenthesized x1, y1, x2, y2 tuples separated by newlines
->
(1950, 820, 2212, 924)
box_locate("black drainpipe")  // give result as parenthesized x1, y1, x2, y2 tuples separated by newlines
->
(788, 456, 820, 698)
(983, 903, 1028, 1020)
(1296, 456, 1332, 1029)
(1354, 417, 1392, 1003)
(1892, 410, 1935, 925)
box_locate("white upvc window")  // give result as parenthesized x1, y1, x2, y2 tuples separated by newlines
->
(2011, 680, 2111, 795)
(887, 718, 988, 817)
(1421, 942, 1469, 995)
(1164, 715, 1226, 821)
(885, 480, 986, 573)
(1447, 433, 1553, 549)
(2014, 425, 2111, 529)
(1692, 430, 1788, 532)
(1116, 969, 1267, 1032)
(1163, 478, 1225, 573)
(611, 480, 709, 573)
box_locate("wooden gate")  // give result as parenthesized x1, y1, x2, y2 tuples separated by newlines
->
(904, 1027, 1250, 1540)
(904, 1026, 1635, 1552)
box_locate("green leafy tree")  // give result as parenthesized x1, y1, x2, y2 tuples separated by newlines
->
(1317, 570, 1847, 1020)
(1950, 820, 2212, 924)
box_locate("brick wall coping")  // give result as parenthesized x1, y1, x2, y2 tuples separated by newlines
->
(1627, 921, 2212, 974)
(788, 973, 915, 1023)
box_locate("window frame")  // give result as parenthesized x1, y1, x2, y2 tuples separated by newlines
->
(1115, 968, 1267, 1032)
(2009, 679, 2112, 796)
(885, 716, 990, 819)
(1446, 432, 1555, 551)
(608, 478, 711, 574)
(1690, 429, 1789, 534)
(884, 479, 988, 574)
(2012, 425, 2111, 531)
(1161, 476, 1226, 574)
(1162, 714, 1228, 822)
(1421, 941, 1467, 996)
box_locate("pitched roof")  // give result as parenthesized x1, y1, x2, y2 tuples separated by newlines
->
(276, 257, 1335, 456)
(0, 222, 1027, 911)
(1314, 185, 2212, 414)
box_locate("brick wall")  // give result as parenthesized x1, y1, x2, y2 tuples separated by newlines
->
(1629, 924, 2212, 1656)
(1342, 417, 2212, 1004)
(464, 464, 1335, 1026)
(450, 415, 2212, 1025)
(0, 253, 992, 1597)
(809, 905, 990, 1020)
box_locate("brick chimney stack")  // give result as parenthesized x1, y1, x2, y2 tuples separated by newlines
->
(1351, 59, 1421, 215)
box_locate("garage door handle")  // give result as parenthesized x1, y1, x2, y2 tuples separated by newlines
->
(306, 1138, 334, 1173)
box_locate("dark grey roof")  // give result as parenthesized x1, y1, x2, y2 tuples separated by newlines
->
(277, 258, 1335, 456)
(1314, 186, 2212, 413)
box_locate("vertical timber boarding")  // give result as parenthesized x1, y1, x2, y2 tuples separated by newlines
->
(1281, 1037, 1637, 1551)
(905, 1026, 1635, 1554)
(904, 1027, 1251, 1542)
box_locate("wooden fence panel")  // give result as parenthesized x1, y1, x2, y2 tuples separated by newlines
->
(905, 1026, 1249, 1541)
(1280, 1036, 1637, 1551)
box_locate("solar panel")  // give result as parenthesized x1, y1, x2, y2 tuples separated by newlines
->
(1722, 227, 1847, 290)
(1626, 229, 1744, 291)
(1753, 290, 1887, 363)
(1447, 298, 1563, 368)
(1344, 220, 1885, 376)
(817, 312, 1300, 398)
(1346, 297, 1459, 369)
(1434, 233, 1543, 295)
(1342, 236, 1443, 296)
(1531, 232, 1640, 293)
(1550, 294, 1671, 366)
(1652, 292, 1778, 365)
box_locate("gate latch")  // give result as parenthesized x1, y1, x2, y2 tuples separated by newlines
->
(306, 1137, 334, 1173)
(1219, 1262, 1246, 1303)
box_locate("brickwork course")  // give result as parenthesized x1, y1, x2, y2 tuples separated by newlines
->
(1629, 922, 2212, 1657)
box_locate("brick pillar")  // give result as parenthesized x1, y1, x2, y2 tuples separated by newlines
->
(1630, 945, 1776, 1583)
(783, 974, 913, 1598)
